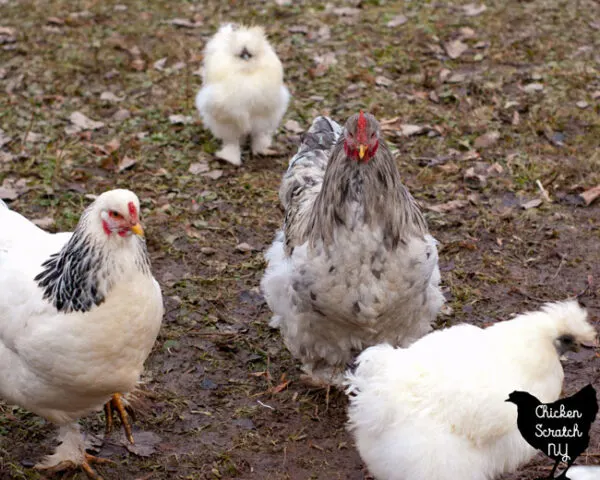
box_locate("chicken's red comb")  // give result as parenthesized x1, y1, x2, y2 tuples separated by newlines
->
(357, 110, 367, 132)
(128, 201, 138, 221)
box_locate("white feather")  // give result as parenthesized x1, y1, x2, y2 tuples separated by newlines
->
(346, 300, 597, 480)
(195, 23, 290, 166)
(0, 190, 163, 467)
(567, 466, 600, 480)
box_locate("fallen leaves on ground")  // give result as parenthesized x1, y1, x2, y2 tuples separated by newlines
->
(445, 39, 468, 59)
(284, 119, 304, 133)
(462, 4, 487, 17)
(0, 177, 28, 200)
(426, 199, 469, 213)
(386, 15, 407, 27)
(169, 114, 194, 125)
(580, 185, 600, 206)
(66, 111, 105, 135)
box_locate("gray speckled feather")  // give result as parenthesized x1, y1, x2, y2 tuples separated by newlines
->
(262, 114, 444, 385)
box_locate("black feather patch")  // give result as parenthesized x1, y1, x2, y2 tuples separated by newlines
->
(34, 225, 151, 314)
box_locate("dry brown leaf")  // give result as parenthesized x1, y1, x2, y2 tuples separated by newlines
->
(462, 3, 487, 16)
(24, 132, 49, 143)
(0, 129, 12, 147)
(459, 27, 476, 39)
(464, 167, 487, 188)
(375, 75, 393, 87)
(386, 15, 407, 27)
(0, 26, 16, 36)
(523, 83, 544, 93)
(445, 39, 468, 59)
(311, 52, 337, 77)
(333, 7, 360, 16)
(289, 25, 309, 34)
(153, 57, 168, 71)
(105, 138, 121, 153)
(284, 119, 304, 134)
(236, 242, 255, 252)
(69, 111, 105, 131)
(32, 216, 55, 228)
(112, 109, 131, 122)
(125, 431, 161, 457)
(166, 18, 203, 28)
(426, 199, 469, 213)
(580, 185, 600, 206)
(188, 162, 209, 175)
(131, 58, 146, 71)
(117, 156, 137, 172)
(0, 178, 28, 200)
(474, 131, 500, 149)
(202, 170, 223, 180)
(521, 198, 543, 210)
(0, 186, 17, 200)
(100, 91, 124, 103)
(270, 381, 290, 394)
(400, 124, 427, 136)
(47, 17, 64, 25)
(169, 114, 194, 125)
(0, 151, 14, 163)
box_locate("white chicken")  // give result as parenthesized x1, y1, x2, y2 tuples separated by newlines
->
(261, 113, 443, 386)
(345, 300, 598, 480)
(195, 23, 290, 166)
(0, 190, 163, 478)
(568, 466, 600, 480)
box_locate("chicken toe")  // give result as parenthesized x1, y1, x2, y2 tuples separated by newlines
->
(251, 132, 276, 156)
(36, 453, 114, 480)
(104, 393, 135, 444)
(35, 423, 113, 480)
(216, 143, 242, 166)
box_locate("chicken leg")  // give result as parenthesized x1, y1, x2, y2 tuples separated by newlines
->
(104, 393, 135, 444)
(37, 452, 114, 480)
(35, 423, 114, 480)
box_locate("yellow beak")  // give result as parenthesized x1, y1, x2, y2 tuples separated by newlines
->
(358, 144, 367, 160)
(130, 223, 144, 237)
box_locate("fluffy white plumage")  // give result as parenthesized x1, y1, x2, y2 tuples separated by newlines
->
(345, 300, 597, 480)
(568, 466, 600, 480)
(0, 190, 163, 471)
(261, 114, 443, 385)
(195, 23, 290, 166)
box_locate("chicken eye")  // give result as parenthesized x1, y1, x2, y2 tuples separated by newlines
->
(109, 210, 122, 219)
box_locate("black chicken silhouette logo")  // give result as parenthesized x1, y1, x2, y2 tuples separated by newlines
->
(506, 384, 599, 480)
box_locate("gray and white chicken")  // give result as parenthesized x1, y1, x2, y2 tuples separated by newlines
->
(261, 112, 444, 386)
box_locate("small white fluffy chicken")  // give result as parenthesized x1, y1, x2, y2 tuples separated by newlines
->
(195, 23, 290, 167)
(0, 190, 163, 478)
(346, 300, 597, 480)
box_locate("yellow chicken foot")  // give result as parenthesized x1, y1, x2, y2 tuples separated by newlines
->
(104, 393, 135, 444)
(35, 453, 114, 480)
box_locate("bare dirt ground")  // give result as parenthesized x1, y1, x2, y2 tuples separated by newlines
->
(1, 0, 599, 479)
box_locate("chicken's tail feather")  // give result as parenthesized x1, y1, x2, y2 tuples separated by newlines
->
(0, 199, 7, 209)
(301, 116, 342, 151)
(287, 116, 342, 169)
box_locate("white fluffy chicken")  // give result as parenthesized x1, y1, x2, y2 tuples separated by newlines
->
(195, 23, 290, 166)
(345, 300, 598, 480)
(568, 466, 600, 480)
(0, 190, 163, 478)
(261, 113, 443, 386)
